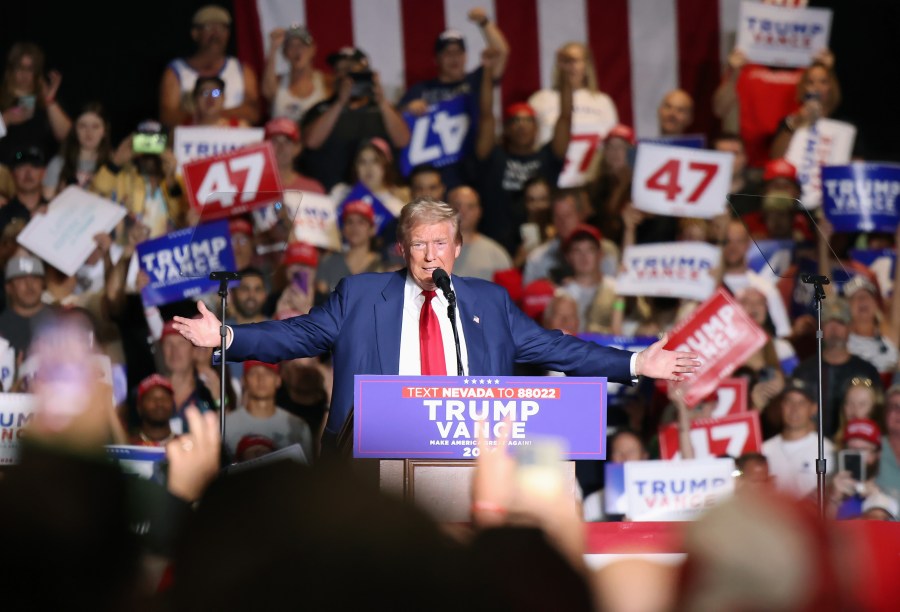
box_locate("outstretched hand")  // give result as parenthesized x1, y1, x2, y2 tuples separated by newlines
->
(172, 301, 223, 348)
(634, 333, 700, 381)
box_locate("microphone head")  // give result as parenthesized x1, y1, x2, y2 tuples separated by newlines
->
(431, 268, 451, 292)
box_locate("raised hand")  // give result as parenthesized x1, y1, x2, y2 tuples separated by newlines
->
(634, 333, 701, 381)
(166, 406, 221, 502)
(172, 301, 223, 348)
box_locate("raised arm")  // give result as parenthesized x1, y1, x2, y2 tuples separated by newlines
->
(373, 72, 410, 147)
(550, 54, 573, 159)
(475, 50, 497, 160)
(261, 29, 286, 101)
(470, 7, 509, 80)
(160, 67, 191, 128)
(712, 49, 746, 120)
(222, 64, 262, 125)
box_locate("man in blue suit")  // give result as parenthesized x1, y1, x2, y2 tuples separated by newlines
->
(173, 198, 699, 441)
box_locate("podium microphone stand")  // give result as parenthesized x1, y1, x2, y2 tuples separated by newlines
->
(210, 271, 242, 439)
(802, 273, 829, 519)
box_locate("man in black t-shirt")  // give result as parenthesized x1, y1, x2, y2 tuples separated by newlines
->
(398, 8, 509, 189)
(0, 147, 47, 236)
(0, 255, 49, 358)
(471, 51, 571, 255)
(300, 48, 410, 190)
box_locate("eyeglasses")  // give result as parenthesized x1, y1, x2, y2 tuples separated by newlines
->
(201, 88, 222, 99)
(850, 377, 874, 388)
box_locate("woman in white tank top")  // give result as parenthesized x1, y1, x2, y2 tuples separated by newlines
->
(262, 25, 329, 123)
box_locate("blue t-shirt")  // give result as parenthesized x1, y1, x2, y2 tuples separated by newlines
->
(399, 67, 485, 189)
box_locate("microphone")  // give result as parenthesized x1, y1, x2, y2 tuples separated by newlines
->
(432, 268, 464, 376)
(432, 268, 452, 295)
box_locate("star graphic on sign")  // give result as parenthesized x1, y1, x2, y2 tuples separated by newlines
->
(494, 379, 500, 384)
(479, 378, 485, 384)
(464, 379, 469, 384)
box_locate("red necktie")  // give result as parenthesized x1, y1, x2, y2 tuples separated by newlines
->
(419, 290, 446, 375)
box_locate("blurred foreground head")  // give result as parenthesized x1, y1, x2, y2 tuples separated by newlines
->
(171, 461, 592, 611)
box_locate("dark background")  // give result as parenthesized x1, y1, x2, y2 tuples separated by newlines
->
(2, 0, 897, 160)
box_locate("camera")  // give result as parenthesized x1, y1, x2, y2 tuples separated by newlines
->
(348, 70, 374, 100)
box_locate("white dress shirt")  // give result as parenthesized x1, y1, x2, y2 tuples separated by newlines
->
(399, 273, 469, 376)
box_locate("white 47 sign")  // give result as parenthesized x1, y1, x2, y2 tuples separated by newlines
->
(182, 142, 282, 221)
(632, 143, 734, 219)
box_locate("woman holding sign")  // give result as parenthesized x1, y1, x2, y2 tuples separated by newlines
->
(528, 43, 618, 189)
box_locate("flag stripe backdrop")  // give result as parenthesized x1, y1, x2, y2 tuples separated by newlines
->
(237, 0, 750, 138)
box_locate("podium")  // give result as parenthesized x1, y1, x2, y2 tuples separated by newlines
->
(378, 459, 577, 522)
(353, 375, 607, 522)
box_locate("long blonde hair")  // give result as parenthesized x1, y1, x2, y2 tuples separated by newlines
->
(552, 42, 599, 93)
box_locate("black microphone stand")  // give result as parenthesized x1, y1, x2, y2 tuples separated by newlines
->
(445, 290, 464, 376)
(209, 271, 242, 440)
(433, 270, 464, 376)
(801, 273, 829, 518)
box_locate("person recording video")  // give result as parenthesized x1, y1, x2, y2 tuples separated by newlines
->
(300, 47, 410, 190)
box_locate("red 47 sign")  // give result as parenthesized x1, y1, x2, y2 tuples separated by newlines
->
(182, 142, 283, 221)
(632, 143, 733, 218)
(658, 411, 763, 460)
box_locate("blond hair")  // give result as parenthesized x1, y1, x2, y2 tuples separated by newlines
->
(396, 197, 462, 247)
(552, 42, 599, 93)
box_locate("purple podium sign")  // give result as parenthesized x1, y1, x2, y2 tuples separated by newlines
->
(353, 375, 607, 460)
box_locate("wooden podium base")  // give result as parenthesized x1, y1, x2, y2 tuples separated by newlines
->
(379, 459, 577, 522)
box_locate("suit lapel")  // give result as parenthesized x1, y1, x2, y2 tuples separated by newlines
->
(453, 275, 486, 375)
(374, 270, 406, 375)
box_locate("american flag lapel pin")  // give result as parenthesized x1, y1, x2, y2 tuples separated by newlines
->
(473, 315, 480, 324)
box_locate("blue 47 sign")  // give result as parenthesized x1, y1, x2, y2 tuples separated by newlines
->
(399, 96, 469, 176)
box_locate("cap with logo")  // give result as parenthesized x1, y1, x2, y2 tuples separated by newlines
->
(782, 377, 817, 404)
(763, 158, 798, 184)
(326, 47, 367, 67)
(341, 200, 375, 225)
(283, 242, 318, 268)
(5, 255, 45, 281)
(562, 224, 603, 253)
(606, 124, 636, 146)
(10, 147, 46, 169)
(822, 298, 851, 325)
(435, 29, 466, 54)
(265, 117, 300, 143)
(284, 24, 314, 46)
(843, 275, 879, 300)
(844, 418, 882, 449)
(137, 373, 174, 402)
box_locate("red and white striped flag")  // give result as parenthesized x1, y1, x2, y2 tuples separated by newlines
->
(235, 0, 793, 138)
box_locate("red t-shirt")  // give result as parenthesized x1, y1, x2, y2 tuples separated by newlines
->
(737, 65, 803, 167)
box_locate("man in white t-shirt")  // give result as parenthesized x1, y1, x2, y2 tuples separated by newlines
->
(225, 360, 313, 463)
(762, 378, 834, 498)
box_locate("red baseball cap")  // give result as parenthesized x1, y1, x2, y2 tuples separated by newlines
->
(229, 217, 254, 237)
(504, 102, 536, 121)
(341, 200, 375, 225)
(137, 373, 174, 402)
(265, 117, 300, 143)
(562, 223, 603, 253)
(763, 158, 798, 183)
(283, 242, 318, 267)
(161, 320, 181, 341)
(493, 268, 523, 303)
(606, 124, 636, 146)
(519, 279, 556, 321)
(243, 360, 280, 375)
(845, 418, 882, 449)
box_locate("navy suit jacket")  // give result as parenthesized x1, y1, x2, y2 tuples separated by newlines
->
(225, 270, 634, 435)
